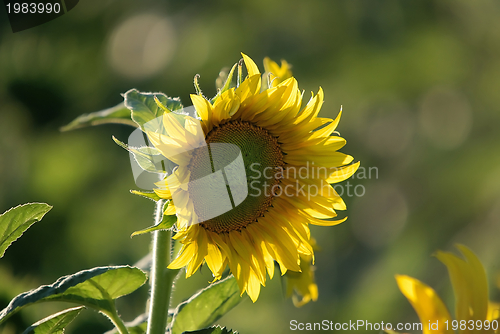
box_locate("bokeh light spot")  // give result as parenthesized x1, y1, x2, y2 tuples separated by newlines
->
(107, 13, 176, 79)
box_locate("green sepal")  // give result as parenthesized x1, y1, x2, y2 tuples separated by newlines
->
(236, 58, 244, 88)
(212, 63, 237, 104)
(0, 266, 147, 325)
(0, 203, 52, 258)
(131, 202, 177, 237)
(112, 135, 175, 173)
(194, 74, 203, 97)
(60, 102, 137, 132)
(22, 306, 84, 334)
(182, 326, 239, 334)
(130, 190, 161, 202)
(170, 276, 242, 334)
(123, 89, 183, 130)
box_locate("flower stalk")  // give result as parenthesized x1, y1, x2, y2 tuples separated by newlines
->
(147, 199, 176, 334)
(105, 308, 130, 334)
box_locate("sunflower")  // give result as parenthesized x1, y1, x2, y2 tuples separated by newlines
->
(396, 245, 500, 334)
(285, 253, 318, 307)
(263, 57, 293, 88)
(148, 53, 359, 302)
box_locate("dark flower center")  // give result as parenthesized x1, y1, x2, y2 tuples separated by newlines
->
(188, 121, 283, 233)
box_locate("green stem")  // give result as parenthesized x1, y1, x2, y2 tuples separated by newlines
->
(105, 308, 130, 334)
(147, 200, 176, 334)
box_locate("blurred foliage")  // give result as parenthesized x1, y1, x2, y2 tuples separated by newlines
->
(1, 0, 500, 333)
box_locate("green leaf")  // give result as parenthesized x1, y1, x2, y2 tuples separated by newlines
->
(123, 89, 183, 130)
(212, 63, 237, 103)
(0, 203, 52, 258)
(23, 306, 84, 334)
(0, 266, 147, 325)
(170, 276, 242, 334)
(60, 102, 137, 132)
(182, 326, 239, 334)
(130, 190, 161, 201)
(131, 202, 176, 236)
(112, 136, 175, 173)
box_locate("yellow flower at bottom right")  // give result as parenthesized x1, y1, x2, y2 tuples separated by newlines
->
(396, 245, 499, 334)
(285, 253, 318, 307)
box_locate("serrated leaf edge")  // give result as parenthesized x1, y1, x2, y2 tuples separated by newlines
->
(22, 306, 85, 334)
(0, 203, 52, 258)
(0, 265, 145, 324)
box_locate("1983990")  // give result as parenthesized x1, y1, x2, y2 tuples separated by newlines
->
(6, 2, 61, 14)
(3, 0, 78, 33)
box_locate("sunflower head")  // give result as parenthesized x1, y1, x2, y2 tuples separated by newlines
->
(149, 53, 359, 302)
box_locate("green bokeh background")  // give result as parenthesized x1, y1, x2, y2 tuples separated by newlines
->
(1, 0, 500, 333)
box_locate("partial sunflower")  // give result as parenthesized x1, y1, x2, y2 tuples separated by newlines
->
(285, 252, 318, 307)
(148, 53, 359, 302)
(396, 245, 500, 334)
(263, 57, 292, 88)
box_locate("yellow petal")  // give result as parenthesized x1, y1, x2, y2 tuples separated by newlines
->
(183, 117, 206, 147)
(279, 117, 331, 143)
(306, 216, 347, 226)
(205, 239, 225, 279)
(310, 107, 342, 139)
(255, 78, 299, 128)
(284, 152, 354, 168)
(228, 231, 266, 285)
(294, 88, 324, 124)
(246, 268, 262, 302)
(241, 86, 286, 122)
(169, 243, 196, 270)
(186, 227, 207, 277)
(283, 193, 337, 219)
(162, 112, 186, 142)
(153, 187, 172, 199)
(212, 89, 241, 127)
(266, 210, 309, 255)
(280, 177, 346, 210)
(247, 223, 294, 275)
(259, 239, 275, 279)
(191, 94, 213, 133)
(326, 162, 361, 184)
(395, 275, 453, 334)
(263, 57, 279, 75)
(284, 141, 347, 159)
(146, 132, 192, 165)
(263, 57, 292, 87)
(241, 53, 260, 76)
(287, 255, 318, 307)
(436, 245, 488, 323)
(487, 302, 500, 321)
(257, 222, 301, 272)
(234, 74, 261, 109)
(164, 203, 176, 215)
(456, 245, 489, 321)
